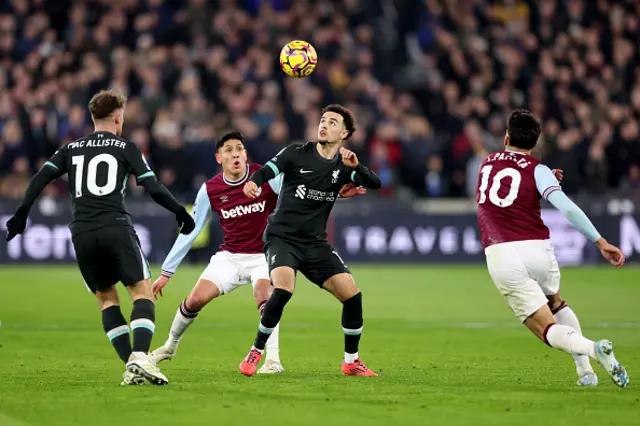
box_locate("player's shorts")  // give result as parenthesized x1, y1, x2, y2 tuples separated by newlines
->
(72, 226, 151, 293)
(264, 237, 350, 287)
(199, 251, 270, 295)
(485, 239, 560, 322)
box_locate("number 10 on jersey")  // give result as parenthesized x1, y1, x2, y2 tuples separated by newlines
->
(72, 154, 119, 198)
(478, 166, 522, 208)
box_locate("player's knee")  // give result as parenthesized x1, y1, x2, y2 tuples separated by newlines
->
(127, 279, 153, 301)
(324, 273, 359, 302)
(270, 267, 295, 293)
(253, 279, 273, 303)
(546, 293, 565, 312)
(186, 281, 220, 312)
(95, 286, 120, 310)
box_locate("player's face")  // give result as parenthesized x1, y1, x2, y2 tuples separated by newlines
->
(318, 112, 348, 145)
(216, 139, 247, 176)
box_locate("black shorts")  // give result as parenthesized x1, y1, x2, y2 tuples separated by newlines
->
(264, 237, 350, 287)
(72, 226, 150, 293)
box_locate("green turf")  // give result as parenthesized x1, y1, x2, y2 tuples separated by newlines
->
(0, 265, 638, 426)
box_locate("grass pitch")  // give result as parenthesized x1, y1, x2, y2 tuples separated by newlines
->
(0, 265, 639, 426)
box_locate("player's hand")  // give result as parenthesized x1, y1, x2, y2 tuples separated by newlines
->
(339, 183, 367, 198)
(595, 238, 625, 267)
(244, 181, 259, 198)
(176, 208, 195, 235)
(552, 169, 564, 182)
(153, 275, 170, 299)
(5, 210, 28, 241)
(339, 147, 359, 167)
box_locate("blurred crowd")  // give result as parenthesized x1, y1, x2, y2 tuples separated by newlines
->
(0, 0, 639, 201)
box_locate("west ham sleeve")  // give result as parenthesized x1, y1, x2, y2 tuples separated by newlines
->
(161, 184, 212, 276)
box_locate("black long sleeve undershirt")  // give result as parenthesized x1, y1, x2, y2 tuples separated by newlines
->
(353, 164, 382, 189)
(140, 177, 186, 215)
(16, 166, 60, 214)
(250, 166, 276, 188)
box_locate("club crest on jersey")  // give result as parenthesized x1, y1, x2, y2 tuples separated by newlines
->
(331, 170, 340, 183)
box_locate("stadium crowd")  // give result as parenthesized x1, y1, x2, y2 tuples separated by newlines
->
(0, 0, 639, 201)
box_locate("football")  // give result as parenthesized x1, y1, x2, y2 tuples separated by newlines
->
(279, 40, 318, 78)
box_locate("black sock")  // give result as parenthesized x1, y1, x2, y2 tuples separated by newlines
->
(342, 292, 363, 356)
(254, 288, 292, 350)
(130, 298, 155, 353)
(102, 306, 132, 363)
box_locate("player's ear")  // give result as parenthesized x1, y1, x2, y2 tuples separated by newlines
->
(215, 152, 222, 165)
(504, 133, 509, 148)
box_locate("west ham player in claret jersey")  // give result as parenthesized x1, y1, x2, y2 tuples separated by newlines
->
(477, 109, 629, 388)
(239, 104, 382, 377)
(5, 90, 196, 386)
(149, 132, 364, 374)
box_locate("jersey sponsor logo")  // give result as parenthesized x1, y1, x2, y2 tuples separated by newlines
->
(294, 184, 335, 202)
(220, 201, 267, 219)
(300, 169, 313, 174)
(331, 170, 340, 183)
(295, 184, 306, 199)
(220, 196, 229, 203)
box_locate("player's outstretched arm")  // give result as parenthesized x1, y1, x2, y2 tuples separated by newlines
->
(141, 178, 195, 234)
(6, 157, 65, 241)
(536, 165, 624, 267)
(546, 191, 625, 267)
(340, 147, 381, 189)
(154, 184, 211, 297)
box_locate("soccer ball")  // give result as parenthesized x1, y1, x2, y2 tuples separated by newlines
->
(279, 40, 318, 78)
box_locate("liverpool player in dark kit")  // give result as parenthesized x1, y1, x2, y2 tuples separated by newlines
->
(5, 90, 195, 386)
(239, 104, 382, 377)
(149, 132, 365, 375)
(477, 109, 628, 388)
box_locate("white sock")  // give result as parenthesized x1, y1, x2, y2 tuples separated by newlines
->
(345, 352, 359, 363)
(265, 323, 281, 363)
(545, 324, 596, 359)
(554, 305, 593, 374)
(165, 301, 198, 351)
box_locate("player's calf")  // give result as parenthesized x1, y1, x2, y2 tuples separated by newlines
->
(102, 305, 132, 363)
(254, 279, 282, 369)
(526, 305, 629, 388)
(547, 294, 596, 384)
(96, 286, 132, 363)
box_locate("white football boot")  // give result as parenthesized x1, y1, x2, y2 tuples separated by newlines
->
(594, 340, 629, 388)
(126, 352, 169, 385)
(577, 371, 598, 387)
(257, 359, 285, 374)
(149, 346, 176, 366)
(121, 370, 146, 386)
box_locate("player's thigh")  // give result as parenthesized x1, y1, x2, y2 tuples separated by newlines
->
(264, 238, 301, 292)
(485, 243, 547, 322)
(72, 231, 119, 293)
(525, 240, 561, 297)
(241, 253, 272, 299)
(104, 227, 151, 288)
(200, 251, 244, 296)
(300, 242, 350, 289)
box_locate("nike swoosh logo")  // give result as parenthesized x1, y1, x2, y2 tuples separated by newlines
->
(300, 169, 313, 173)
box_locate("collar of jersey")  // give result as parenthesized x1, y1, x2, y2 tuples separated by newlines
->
(223, 165, 250, 186)
(504, 148, 526, 155)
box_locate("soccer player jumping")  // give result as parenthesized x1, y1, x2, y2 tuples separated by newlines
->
(476, 109, 629, 388)
(239, 104, 382, 377)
